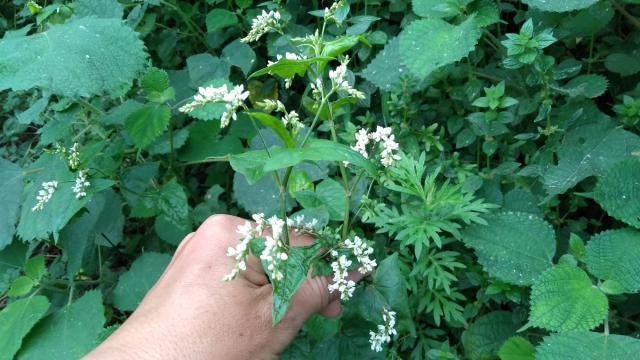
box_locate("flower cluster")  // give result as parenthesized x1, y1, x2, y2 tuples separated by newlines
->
(344, 236, 376, 274)
(68, 143, 80, 170)
(72, 170, 90, 199)
(286, 214, 319, 232)
(329, 57, 365, 100)
(369, 308, 397, 352)
(179, 84, 250, 128)
(260, 216, 289, 281)
(241, 10, 282, 43)
(351, 126, 401, 167)
(323, 1, 343, 22)
(258, 99, 303, 130)
(223, 214, 265, 282)
(328, 251, 356, 300)
(31, 181, 58, 212)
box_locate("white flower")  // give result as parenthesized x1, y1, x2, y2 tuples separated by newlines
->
(241, 10, 282, 43)
(260, 216, 288, 281)
(68, 143, 80, 170)
(349, 126, 400, 167)
(351, 128, 370, 158)
(71, 170, 90, 199)
(329, 57, 365, 100)
(328, 252, 356, 300)
(31, 180, 58, 212)
(345, 236, 376, 274)
(179, 84, 249, 128)
(282, 110, 303, 129)
(369, 308, 397, 352)
(223, 214, 266, 282)
(267, 52, 305, 66)
(259, 99, 287, 113)
(323, 1, 344, 22)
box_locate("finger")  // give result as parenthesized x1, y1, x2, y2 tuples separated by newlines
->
(319, 299, 342, 318)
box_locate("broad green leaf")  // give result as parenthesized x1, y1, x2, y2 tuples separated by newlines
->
(561, 74, 608, 98)
(412, 0, 461, 18)
(399, 16, 481, 79)
(593, 159, 640, 228)
(186, 54, 230, 87)
(361, 37, 410, 91)
(7, 276, 34, 297)
(498, 336, 535, 360)
(24, 255, 45, 282)
(17, 155, 115, 241)
(529, 265, 608, 332)
(124, 104, 171, 149)
(74, 0, 123, 19)
(522, 0, 598, 12)
(543, 121, 640, 195)
(556, 2, 614, 39)
(536, 332, 640, 360)
(0, 158, 23, 250)
(605, 53, 640, 76)
(222, 40, 256, 76)
(206, 8, 238, 33)
(120, 162, 159, 209)
(585, 228, 640, 293)
(142, 68, 174, 103)
(461, 212, 555, 285)
(295, 178, 346, 221)
(178, 122, 242, 163)
(372, 253, 414, 333)
(250, 57, 334, 79)
(233, 172, 295, 217)
(321, 35, 366, 58)
(0, 17, 146, 97)
(461, 311, 521, 360)
(113, 252, 171, 312)
(158, 179, 190, 228)
(246, 112, 295, 148)
(19, 291, 105, 359)
(0, 296, 49, 360)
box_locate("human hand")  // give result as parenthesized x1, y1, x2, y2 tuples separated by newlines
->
(87, 215, 363, 359)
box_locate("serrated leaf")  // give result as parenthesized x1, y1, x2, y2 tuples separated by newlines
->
(593, 159, 640, 228)
(461, 212, 555, 285)
(360, 37, 409, 91)
(536, 332, 640, 360)
(585, 228, 640, 293)
(522, 0, 598, 12)
(529, 265, 608, 332)
(543, 122, 640, 195)
(412, 0, 460, 18)
(561, 74, 608, 98)
(142, 67, 170, 94)
(0, 296, 49, 360)
(0, 158, 23, 250)
(19, 291, 105, 359)
(113, 252, 171, 312)
(74, 0, 123, 19)
(399, 16, 481, 79)
(462, 311, 521, 360)
(498, 336, 535, 360)
(157, 179, 190, 228)
(124, 104, 171, 149)
(0, 17, 146, 98)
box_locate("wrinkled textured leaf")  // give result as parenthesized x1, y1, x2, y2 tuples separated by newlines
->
(124, 104, 171, 149)
(361, 37, 409, 91)
(585, 228, 640, 293)
(498, 336, 535, 360)
(523, 0, 598, 12)
(593, 159, 640, 228)
(536, 332, 640, 360)
(462, 311, 521, 360)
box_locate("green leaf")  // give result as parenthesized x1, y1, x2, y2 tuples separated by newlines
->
(250, 57, 333, 79)
(0, 158, 23, 250)
(17, 155, 115, 241)
(561, 74, 608, 98)
(222, 40, 256, 76)
(543, 121, 640, 195)
(142, 68, 174, 103)
(246, 112, 295, 148)
(7, 276, 34, 297)
(113, 252, 172, 312)
(605, 53, 640, 76)
(321, 35, 366, 58)
(124, 104, 171, 149)
(399, 16, 481, 79)
(0, 17, 146, 97)
(74, 0, 123, 19)
(296, 179, 346, 221)
(498, 336, 535, 360)
(522, 0, 598, 12)
(536, 332, 640, 360)
(206, 8, 238, 33)
(178, 122, 242, 162)
(585, 228, 640, 293)
(233, 170, 295, 217)
(528, 265, 608, 332)
(24, 255, 45, 282)
(19, 291, 105, 360)
(372, 253, 414, 333)
(0, 296, 49, 360)
(462, 311, 521, 360)
(412, 0, 460, 18)
(461, 212, 556, 285)
(158, 179, 190, 229)
(186, 54, 230, 87)
(593, 159, 640, 228)
(361, 37, 410, 91)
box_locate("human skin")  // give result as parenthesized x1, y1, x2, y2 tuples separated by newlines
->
(87, 214, 362, 359)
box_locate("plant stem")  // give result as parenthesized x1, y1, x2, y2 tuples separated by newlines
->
(611, 0, 640, 30)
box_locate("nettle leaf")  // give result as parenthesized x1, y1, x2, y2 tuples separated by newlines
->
(536, 332, 640, 360)
(157, 179, 190, 228)
(522, 0, 598, 12)
(19, 291, 105, 360)
(461, 311, 521, 360)
(206, 8, 238, 33)
(561, 74, 608, 98)
(593, 159, 640, 228)
(605, 53, 640, 76)
(585, 228, 640, 293)
(412, 0, 461, 18)
(528, 265, 608, 332)
(498, 336, 535, 360)
(0, 158, 23, 250)
(360, 37, 410, 91)
(0, 17, 146, 98)
(461, 212, 556, 285)
(399, 16, 481, 80)
(17, 155, 115, 241)
(113, 252, 172, 312)
(543, 122, 640, 195)
(74, 0, 123, 19)
(250, 57, 333, 79)
(0, 296, 50, 360)
(124, 104, 171, 149)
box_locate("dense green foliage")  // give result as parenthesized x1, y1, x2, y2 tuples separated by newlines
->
(2, 0, 640, 359)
